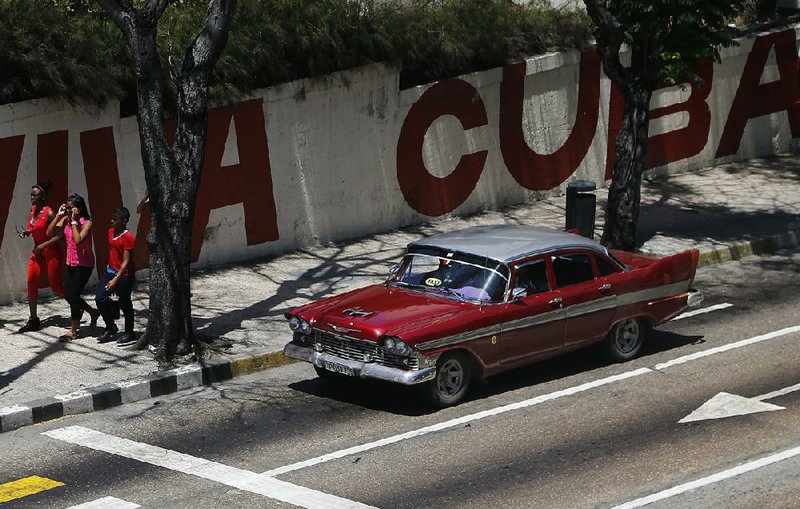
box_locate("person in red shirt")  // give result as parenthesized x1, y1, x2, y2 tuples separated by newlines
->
(18, 181, 65, 333)
(95, 207, 136, 344)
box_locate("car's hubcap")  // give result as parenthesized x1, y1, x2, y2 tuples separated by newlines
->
(437, 359, 464, 397)
(615, 319, 640, 353)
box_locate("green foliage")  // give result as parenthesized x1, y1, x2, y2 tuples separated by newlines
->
(0, 0, 132, 106)
(0, 0, 591, 108)
(600, 0, 745, 84)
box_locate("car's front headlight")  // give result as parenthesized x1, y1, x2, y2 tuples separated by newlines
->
(288, 316, 312, 335)
(382, 336, 411, 356)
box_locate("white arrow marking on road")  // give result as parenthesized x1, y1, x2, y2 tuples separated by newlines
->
(679, 382, 800, 423)
(679, 392, 784, 423)
(672, 302, 733, 321)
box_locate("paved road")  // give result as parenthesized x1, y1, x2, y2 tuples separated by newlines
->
(1, 252, 799, 508)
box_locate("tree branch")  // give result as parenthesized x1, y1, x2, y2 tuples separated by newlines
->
(144, 0, 169, 19)
(583, 0, 628, 89)
(181, 0, 236, 84)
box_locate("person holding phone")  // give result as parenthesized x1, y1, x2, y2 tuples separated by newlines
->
(18, 181, 65, 333)
(47, 193, 100, 341)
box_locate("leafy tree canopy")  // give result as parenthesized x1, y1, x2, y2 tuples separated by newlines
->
(590, 0, 744, 87)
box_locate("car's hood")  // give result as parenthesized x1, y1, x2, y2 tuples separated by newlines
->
(290, 284, 473, 344)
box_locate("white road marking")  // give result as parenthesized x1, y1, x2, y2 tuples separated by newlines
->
(65, 496, 140, 508)
(265, 324, 800, 476)
(654, 324, 800, 370)
(610, 443, 800, 509)
(678, 392, 784, 423)
(755, 381, 800, 401)
(679, 380, 800, 423)
(43, 426, 376, 509)
(261, 368, 652, 476)
(672, 302, 733, 320)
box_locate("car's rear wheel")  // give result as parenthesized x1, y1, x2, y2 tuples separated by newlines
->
(422, 352, 471, 408)
(604, 317, 646, 362)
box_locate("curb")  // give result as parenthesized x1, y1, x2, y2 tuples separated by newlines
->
(0, 350, 295, 433)
(694, 229, 800, 267)
(3, 229, 799, 434)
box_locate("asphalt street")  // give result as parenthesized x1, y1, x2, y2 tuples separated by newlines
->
(1, 251, 799, 509)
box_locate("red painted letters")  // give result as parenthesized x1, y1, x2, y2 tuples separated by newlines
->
(0, 135, 24, 256)
(717, 30, 800, 157)
(396, 79, 489, 217)
(191, 99, 279, 261)
(500, 48, 601, 190)
(606, 61, 713, 179)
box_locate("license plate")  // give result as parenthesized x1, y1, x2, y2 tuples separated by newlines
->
(323, 360, 355, 376)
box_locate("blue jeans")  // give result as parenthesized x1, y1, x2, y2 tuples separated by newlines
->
(95, 268, 134, 332)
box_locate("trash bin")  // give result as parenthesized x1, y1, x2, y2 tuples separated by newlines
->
(565, 180, 596, 239)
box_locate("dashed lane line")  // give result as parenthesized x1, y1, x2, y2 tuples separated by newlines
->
(610, 443, 800, 509)
(0, 475, 64, 503)
(261, 368, 653, 477)
(655, 324, 800, 370)
(65, 496, 140, 508)
(43, 426, 376, 509)
(672, 302, 733, 320)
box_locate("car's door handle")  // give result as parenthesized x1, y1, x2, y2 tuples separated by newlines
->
(599, 283, 612, 291)
(548, 297, 563, 307)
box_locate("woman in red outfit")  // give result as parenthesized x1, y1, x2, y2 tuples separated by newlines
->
(18, 181, 65, 333)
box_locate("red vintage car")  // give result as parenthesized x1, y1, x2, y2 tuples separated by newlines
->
(284, 225, 703, 407)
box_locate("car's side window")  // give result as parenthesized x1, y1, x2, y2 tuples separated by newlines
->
(595, 255, 620, 276)
(551, 253, 594, 288)
(514, 259, 550, 296)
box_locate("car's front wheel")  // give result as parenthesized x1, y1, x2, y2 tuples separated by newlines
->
(422, 352, 471, 408)
(604, 317, 646, 362)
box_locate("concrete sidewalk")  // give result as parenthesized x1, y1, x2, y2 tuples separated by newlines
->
(2, 156, 800, 432)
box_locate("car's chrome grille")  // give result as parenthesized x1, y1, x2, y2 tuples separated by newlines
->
(295, 330, 419, 370)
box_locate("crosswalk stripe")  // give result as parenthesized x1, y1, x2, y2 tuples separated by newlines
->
(0, 475, 64, 503)
(44, 426, 376, 509)
(66, 496, 141, 508)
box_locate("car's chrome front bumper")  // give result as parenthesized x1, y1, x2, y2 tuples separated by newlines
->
(283, 342, 436, 385)
(687, 289, 704, 307)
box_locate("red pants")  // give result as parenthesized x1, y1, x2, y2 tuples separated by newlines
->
(27, 249, 65, 298)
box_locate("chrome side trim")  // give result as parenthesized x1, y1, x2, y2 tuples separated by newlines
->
(416, 279, 692, 351)
(615, 280, 689, 307)
(283, 343, 436, 385)
(417, 307, 567, 351)
(564, 295, 617, 318)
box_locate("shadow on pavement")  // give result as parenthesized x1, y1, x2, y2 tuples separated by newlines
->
(287, 330, 704, 415)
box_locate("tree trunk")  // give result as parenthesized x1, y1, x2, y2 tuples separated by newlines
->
(600, 83, 651, 251)
(103, 0, 236, 361)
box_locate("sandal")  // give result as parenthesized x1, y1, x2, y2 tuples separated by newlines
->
(59, 333, 76, 342)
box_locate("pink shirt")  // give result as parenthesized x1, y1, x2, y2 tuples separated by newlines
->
(65, 217, 95, 268)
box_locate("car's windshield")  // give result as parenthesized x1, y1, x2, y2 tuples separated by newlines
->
(390, 252, 509, 303)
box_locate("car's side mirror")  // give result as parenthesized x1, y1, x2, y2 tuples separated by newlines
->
(388, 264, 400, 275)
(511, 287, 526, 301)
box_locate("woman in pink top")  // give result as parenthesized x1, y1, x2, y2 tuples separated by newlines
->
(47, 193, 99, 341)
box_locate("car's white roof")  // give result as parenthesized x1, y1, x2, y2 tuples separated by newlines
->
(408, 225, 608, 264)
